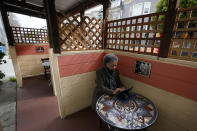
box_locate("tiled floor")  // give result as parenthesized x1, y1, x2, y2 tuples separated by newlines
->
(17, 76, 107, 131)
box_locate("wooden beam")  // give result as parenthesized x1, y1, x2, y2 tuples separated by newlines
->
(3, 4, 45, 18)
(88, 0, 111, 5)
(159, 0, 180, 57)
(3, 0, 44, 12)
(0, 2, 15, 46)
(80, 7, 84, 26)
(64, 1, 99, 15)
(44, 0, 60, 53)
(103, 2, 109, 49)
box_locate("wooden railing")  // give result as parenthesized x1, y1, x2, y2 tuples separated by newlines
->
(169, 7, 197, 61)
(12, 27, 48, 44)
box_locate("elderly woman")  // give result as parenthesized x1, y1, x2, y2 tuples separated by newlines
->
(92, 53, 125, 110)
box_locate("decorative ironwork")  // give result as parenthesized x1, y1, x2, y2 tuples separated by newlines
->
(169, 7, 197, 61)
(57, 13, 103, 51)
(12, 26, 48, 44)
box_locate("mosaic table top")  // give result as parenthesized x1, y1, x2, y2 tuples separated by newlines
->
(96, 93, 158, 130)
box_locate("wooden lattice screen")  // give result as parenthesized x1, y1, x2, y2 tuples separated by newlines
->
(57, 13, 103, 51)
(169, 7, 197, 61)
(12, 26, 48, 44)
(105, 12, 166, 55)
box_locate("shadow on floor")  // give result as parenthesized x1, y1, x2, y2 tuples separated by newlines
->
(17, 76, 108, 131)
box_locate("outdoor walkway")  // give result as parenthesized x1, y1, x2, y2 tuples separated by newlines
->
(17, 76, 107, 131)
(0, 80, 16, 131)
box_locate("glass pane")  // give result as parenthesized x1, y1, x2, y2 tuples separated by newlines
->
(129, 47, 133, 51)
(131, 40, 135, 44)
(141, 40, 146, 45)
(188, 21, 196, 28)
(124, 46, 128, 50)
(140, 47, 145, 52)
(136, 40, 140, 44)
(148, 40, 153, 45)
(183, 41, 191, 48)
(191, 10, 197, 18)
(171, 50, 177, 56)
(136, 33, 140, 38)
(175, 32, 182, 38)
(173, 41, 180, 48)
(155, 40, 160, 45)
(177, 22, 184, 28)
(194, 42, 197, 49)
(146, 47, 152, 53)
(192, 52, 197, 58)
(181, 51, 188, 56)
(153, 48, 159, 53)
(179, 12, 187, 18)
(156, 33, 161, 37)
(134, 46, 139, 51)
(116, 45, 119, 49)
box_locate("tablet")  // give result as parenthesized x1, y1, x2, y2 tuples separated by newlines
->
(115, 87, 132, 97)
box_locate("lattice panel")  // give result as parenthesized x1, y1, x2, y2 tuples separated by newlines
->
(12, 27, 48, 44)
(57, 13, 103, 51)
(169, 7, 197, 61)
(106, 12, 166, 55)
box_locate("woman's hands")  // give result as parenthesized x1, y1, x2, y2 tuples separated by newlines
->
(113, 87, 125, 95)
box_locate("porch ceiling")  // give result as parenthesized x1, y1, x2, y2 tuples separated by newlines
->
(27, 0, 85, 11)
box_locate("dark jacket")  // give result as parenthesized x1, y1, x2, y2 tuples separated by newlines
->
(92, 67, 123, 110)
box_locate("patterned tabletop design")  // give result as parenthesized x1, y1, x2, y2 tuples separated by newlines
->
(96, 93, 158, 130)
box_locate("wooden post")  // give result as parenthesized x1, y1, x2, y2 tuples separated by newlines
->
(80, 8, 84, 31)
(0, 2, 15, 46)
(80, 8, 85, 43)
(103, 2, 109, 49)
(80, 7, 84, 24)
(158, 0, 180, 57)
(44, 0, 60, 53)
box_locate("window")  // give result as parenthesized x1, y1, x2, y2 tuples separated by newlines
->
(143, 2, 151, 14)
(111, 0, 121, 8)
(130, 2, 151, 17)
(122, 0, 133, 5)
(132, 3, 143, 16)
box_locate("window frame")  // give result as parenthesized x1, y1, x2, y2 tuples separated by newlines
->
(143, 2, 151, 14)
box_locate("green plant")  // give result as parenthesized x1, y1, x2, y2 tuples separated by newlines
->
(9, 77, 16, 82)
(155, 0, 197, 13)
(154, 0, 197, 29)
(0, 42, 6, 81)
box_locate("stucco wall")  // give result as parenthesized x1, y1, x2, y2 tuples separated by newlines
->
(15, 44, 49, 77)
(17, 54, 49, 77)
(55, 50, 104, 118)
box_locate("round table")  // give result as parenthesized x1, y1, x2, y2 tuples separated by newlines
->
(96, 92, 158, 130)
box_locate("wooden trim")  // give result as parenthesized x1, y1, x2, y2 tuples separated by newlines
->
(103, 3, 109, 49)
(3, 0, 44, 12)
(64, 1, 99, 15)
(44, 0, 60, 53)
(0, 2, 14, 46)
(159, 0, 180, 57)
(2, 2, 45, 18)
